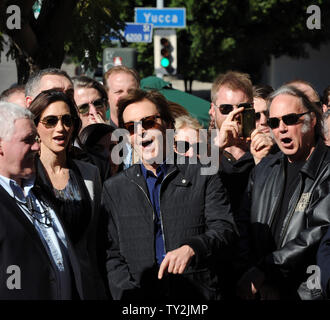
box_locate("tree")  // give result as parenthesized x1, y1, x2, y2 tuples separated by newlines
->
(170, 0, 330, 87)
(0, 0, 126, 83)
(2, 1, 330, 88)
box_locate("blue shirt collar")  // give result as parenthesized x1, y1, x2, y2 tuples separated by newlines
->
(0, 174, 35, 204)
(140, 161, 168, 179)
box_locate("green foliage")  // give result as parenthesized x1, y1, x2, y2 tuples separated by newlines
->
(1, 0, 330, 84)
(67, 0, 127, 69)
(167, 0, 330, 83)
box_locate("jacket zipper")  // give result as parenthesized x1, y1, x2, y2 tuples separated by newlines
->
(131, 168, 177, 259)
(158, 169, 177, 256)
(131, 179, 155, 221)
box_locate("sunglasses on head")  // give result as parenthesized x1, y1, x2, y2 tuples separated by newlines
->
(40, 114, 73, 129)
(215, 103, 252, 115)
(255, 110, 269, 121)
(123, 115, 161, 135)
(267, 111, 311, 129)
(78, 98, 106, 115)
(174, 140, 206, 155)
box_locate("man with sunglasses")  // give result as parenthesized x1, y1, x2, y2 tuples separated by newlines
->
(73, 76, 109, 130)
(102, 89, 236, 301)
(236, 85, 330, 300)
(250, 84, 278, 165)
(209, 71, 256, 218)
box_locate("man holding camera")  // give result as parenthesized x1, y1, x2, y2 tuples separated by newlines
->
(210, 72, 254, 218)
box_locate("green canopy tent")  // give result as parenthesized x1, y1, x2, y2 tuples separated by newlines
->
(140, 76, 210, 128)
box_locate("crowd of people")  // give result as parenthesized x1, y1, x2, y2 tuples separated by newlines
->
(0, 66, 329, 301)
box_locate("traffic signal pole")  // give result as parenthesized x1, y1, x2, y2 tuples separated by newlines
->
(155, 0, 164, 78)
(154, 1, 177, 78)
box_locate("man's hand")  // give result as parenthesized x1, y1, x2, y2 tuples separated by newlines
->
(236, 267, 265, 300)
(89, 111, 106, 125)
(250, 129, 274, 165)
(213, 107, 244, 150)
(158, 245, 195, 279)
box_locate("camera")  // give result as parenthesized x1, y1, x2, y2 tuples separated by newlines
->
(239, 107, 256, 138)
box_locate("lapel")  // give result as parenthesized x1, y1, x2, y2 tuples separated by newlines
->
(0, 185, 52, 262)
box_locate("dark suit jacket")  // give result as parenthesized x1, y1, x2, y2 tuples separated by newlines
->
(0, 185, 94, 300)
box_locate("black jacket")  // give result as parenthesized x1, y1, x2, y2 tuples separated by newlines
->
(317, 224, 330, 298)
(35, 158, 108, 299)
(237, 140, 330, 299)
(219, 151, 255, 219)
(0, 185, 85, 299)
(102, 160, 237, 300)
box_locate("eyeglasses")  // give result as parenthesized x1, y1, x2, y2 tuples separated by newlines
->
(123, 115, 161, 135)
(267, 111, 311, 129)
(215, 103, 253, 115)
(26, 196, 52, 227)
(255, 110, 269, 121)
(174, 140, 206, 155)
(40, 114, 73, 129)
(77, 98, 106, 115)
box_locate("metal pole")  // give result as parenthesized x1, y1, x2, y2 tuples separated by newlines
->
(155, 0, 164, 78)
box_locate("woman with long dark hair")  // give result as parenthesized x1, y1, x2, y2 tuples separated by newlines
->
(29, 88, 107, 299)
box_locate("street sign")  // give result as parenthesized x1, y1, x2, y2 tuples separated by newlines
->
(109, 23, 153, 43)
(124, 23, 153, 43)
(135, 8, 186, 28)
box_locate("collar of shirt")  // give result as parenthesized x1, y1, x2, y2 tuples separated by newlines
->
(140, 161, 168, 179)
(0, 174, 35, 204)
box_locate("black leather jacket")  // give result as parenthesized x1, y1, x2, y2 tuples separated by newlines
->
(237, 140, 330, 298)
(102, 160, 237, 300)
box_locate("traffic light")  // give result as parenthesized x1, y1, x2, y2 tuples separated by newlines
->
(160, 37, 173, 73)
(154, 29, 177, 76)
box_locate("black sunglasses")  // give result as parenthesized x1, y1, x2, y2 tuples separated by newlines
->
(123, 115, 161, 135)
(40, 114, 73, 129)
(215, 103, 253, 115)
(77, 98, 106, 115)
(255, 110, 269, 121)
(174, 140, 206, 155)
(267, 111, 311, 129)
